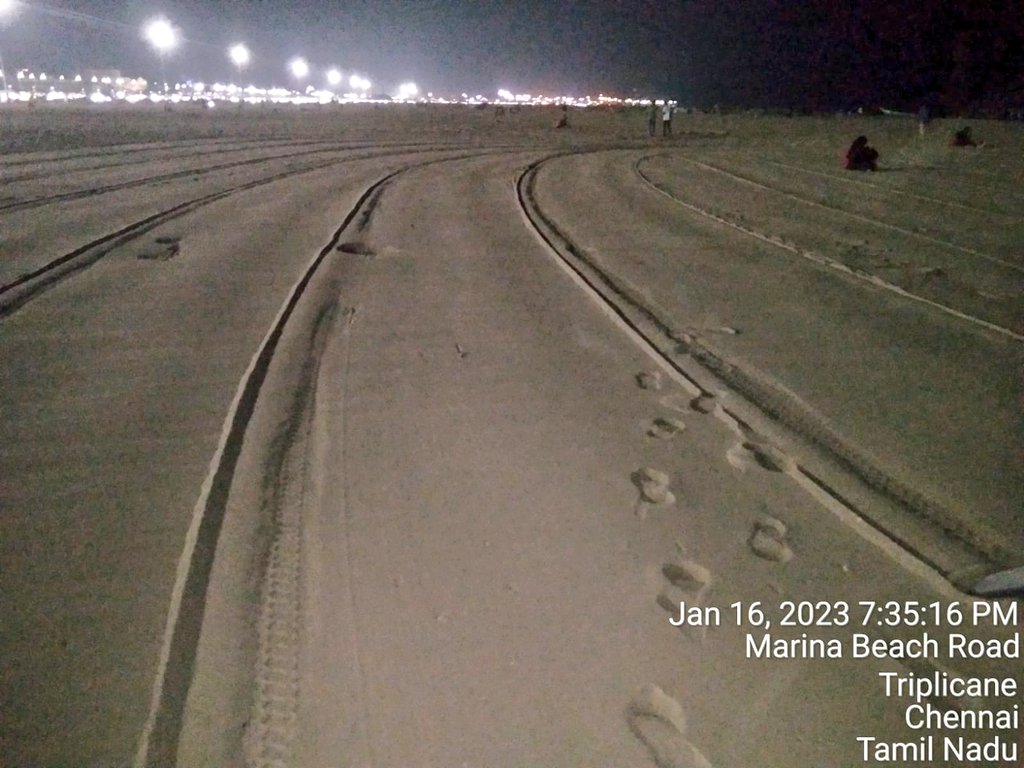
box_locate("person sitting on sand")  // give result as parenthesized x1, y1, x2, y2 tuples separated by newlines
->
(951, 126, 977, 147)
(555, 104, 569, 129)
(845, 135, 878, 171)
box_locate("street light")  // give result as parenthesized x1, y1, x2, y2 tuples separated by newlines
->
(228, 43, 249, 72)
(289, 57, 308, 79)
(349, 74, 370, 96)
(144, 17, 177, 94)
(326, 68, 341, 88)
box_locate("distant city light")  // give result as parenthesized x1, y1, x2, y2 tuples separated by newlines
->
(326, 68, 342, 86)
(228, 44, 250, 69)
(289, 58, 309, 79)
(144, 18, 177, 53)
(497, 89, 514, 101)
(349, 74, 370, 91)
(396, 81, 418, 100)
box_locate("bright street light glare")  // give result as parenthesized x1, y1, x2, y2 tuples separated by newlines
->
(349, 74, 370, 91)
(229, 43, 250, 68)
(397, 81, 418, 100)
(144, 18, 177, 53)
(0, 0, 17, 18)
(289, 58, 309, 78)
(326, 68, 342, 86)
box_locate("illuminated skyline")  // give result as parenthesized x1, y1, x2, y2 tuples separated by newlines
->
(0, 0, 1021, 110)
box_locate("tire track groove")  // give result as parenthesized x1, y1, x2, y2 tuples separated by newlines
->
(634, 155, 1024, 342)
(135, 148, 501, 767)
(132, 164, 410, 768)
(517, 154, 1015, 584)
(674, 154, 1024, 274)
(0, 146, 469, 318)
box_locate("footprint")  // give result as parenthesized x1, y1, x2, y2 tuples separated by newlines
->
(336, 240, 375, 256)
(627, 684, 714, 768)
(689, 395, 716, 414)
(137, 234, 181, 261)
(662, 559, 712, 596)
(658, 558, 713, 640)
(648, 416, 687, 440)
(633, 468, 675, 504)
(659, 394, 692, 413)
(749, 514, 793, 563)
(726, 441, 792, 474)
(636, 371, 663, 391)
(632, 468, 675, 519)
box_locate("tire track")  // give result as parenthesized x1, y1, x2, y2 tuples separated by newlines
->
(670, 155, 1024, 275)
(0, 145, 472, 318)
(134, 147, 510, 768)
(634, 155, 1024, 342)
(760, 158, 1018, 218)
(132, 161, 411, 768)
(0, 138, 465, 185)
(0, 142, 365, 214)
(517, 153, 1015, 584)
(0, 135, 268, 167)
(0, 138, 337, 184)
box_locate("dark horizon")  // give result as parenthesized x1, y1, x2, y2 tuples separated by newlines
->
(1, 0, 1021, 110)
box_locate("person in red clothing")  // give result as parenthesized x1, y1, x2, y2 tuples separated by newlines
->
(845, 135, 878, 171)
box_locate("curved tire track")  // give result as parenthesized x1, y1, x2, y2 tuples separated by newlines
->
(0, 145, 475, 318)
(517, 152, 1015, 585)
(761, 158, 1019, 218)
(134, 147, 506, 767)
(0, 142, 369, 214)
(0, 137, 341, 184)
(634, 155, 1024, 342)
(669, 154, 1024, 275)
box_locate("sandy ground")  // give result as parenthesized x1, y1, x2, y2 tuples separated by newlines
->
(0, 104, 1021, 767)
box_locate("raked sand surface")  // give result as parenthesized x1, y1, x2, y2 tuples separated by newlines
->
(0, 103, 1021, 767)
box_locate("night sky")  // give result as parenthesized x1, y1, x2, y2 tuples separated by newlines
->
(1, 0, 1022, 109)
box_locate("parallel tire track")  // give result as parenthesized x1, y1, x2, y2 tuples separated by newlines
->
(760, 158, 1019, 217)
(0, 138, 457, 186)
(135, 147, 504, 767)
(634, 156, 1024, 342)
(0, 142, 365, 214)
(517, 153, 1015, 584)
(671, 155, 1024, 275)
(0, 138, 338, 184)
(133, 161, 411, 768)
(0, 145, 463, 318)
(0, 135, 269, 168)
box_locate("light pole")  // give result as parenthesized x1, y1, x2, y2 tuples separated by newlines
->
(144, 18, 177, 95)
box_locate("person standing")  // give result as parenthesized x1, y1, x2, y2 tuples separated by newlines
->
(647, 101, 658, 137)
(917, 104, 930, 137)
(661, 101, 675, 137)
